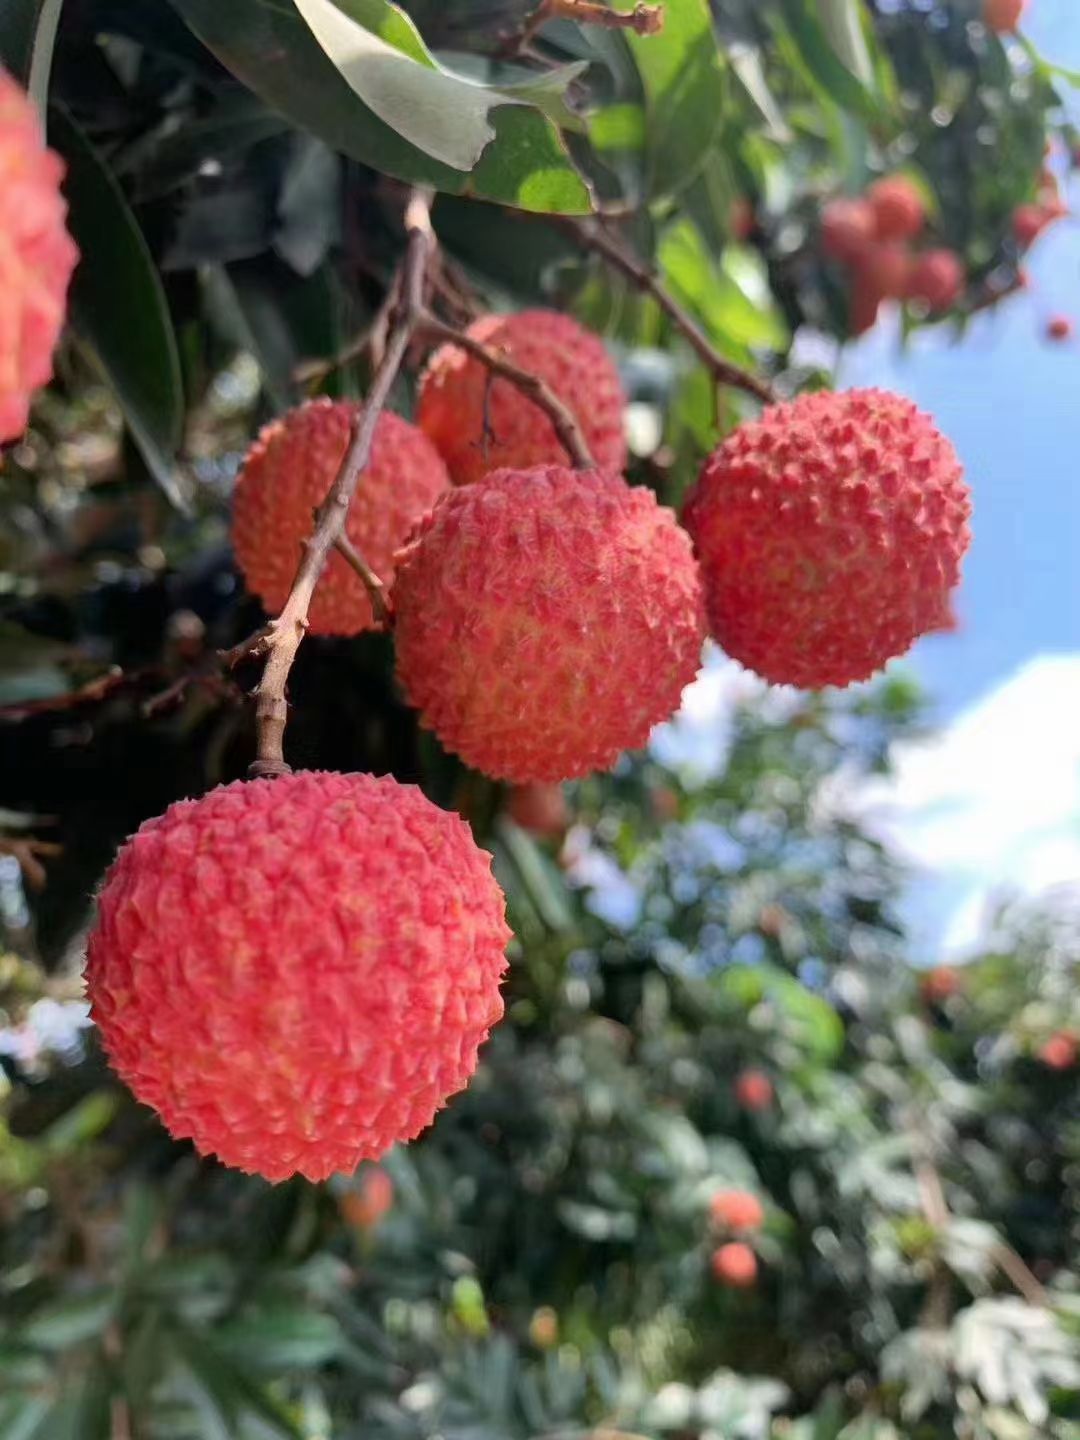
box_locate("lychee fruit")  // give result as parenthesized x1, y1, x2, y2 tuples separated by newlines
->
(920, 965, 962, 1004)
(392, 464, 705, 783)
(0, 68, 79, 443)
(1013, 203, 1055, 250)
(711, 1242, 758, 1288)
(231, 399, 449, 635)
(416, 310, 627, 487)
(907, 249, 965, 313)
(867, 177, 926, 242)
(856, 242, 913, 300)
(84, 771, 511, 1182)
(1046, 314, 1073, 342)
(734, 1069, 774, 1113)
(682, 388, 972, 689)
(821, 198, 876, 264)
(983, 0, 1025, 32)
(849, 270, 884, 337)
(506, 783, 569, 838)
(1038, 1032, 1077, 1070)
(341, 1165, 394, 1228)
(709, 1189, 765, 1232)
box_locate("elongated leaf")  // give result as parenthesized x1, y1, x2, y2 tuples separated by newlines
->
(20, 1291, 116, 1350)
(610, 0, 724, 197)
(49, 107, 187, 509)
(171, 0, 592, 213)
(816, 0, 874, 89)
(777, 0, 884, 125)
(0, 0, 63, 101)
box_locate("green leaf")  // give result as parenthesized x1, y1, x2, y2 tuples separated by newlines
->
(48, 107, 187, 510)
(589, 102, 646, 152)
(816, 0, 874, 90)
(659, 219, 789, 354)
(20, 1291, 116, 1351)
(215, 1308, 343, 1370)
(776, 0, 885, 125)
(174, 1328, 304, 1439)
(0, 1397, 51, 1440)
(610, 0, 725, 197)
(718, 965, 843, 1062)
(41, 1091, 121, 1155)
(170, 0, 592, 213)
(0, 0, 63, 102)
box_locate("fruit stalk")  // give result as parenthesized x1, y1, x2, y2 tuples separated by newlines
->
(247, 190, 435, 779)
(557, 217, 777, 405)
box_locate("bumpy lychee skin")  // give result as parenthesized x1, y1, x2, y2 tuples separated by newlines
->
(231, 400, 449, 635)
(0, 68, 79, 442)
(416, 310, 627, 486)
(392, 465, 706, 783)
(867, 176, 926, 242)
(907, 249, 965, 313)
(85, 771, 511, 1183)
(683, 389, 971, 690)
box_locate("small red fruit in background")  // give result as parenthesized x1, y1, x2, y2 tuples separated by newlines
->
(848, 269, 884, 337)
(1012, 204, 1054, 251)
(1046, 315, 1073, 342)
(341, 1166, 394, 1228)
(0, 67, 80, 442)
(730, 197, 755, 241)
(711, 1242, 758, 1288)
(821, 198, 876, 264)
(416, 310, 627, 487)
(1038, 1032, 1077, 1070)
(983, 0, 1026, 33)
(85, 772, 511, 1182)
(920, 965, 963, 1004)
(392, 465, 706, 783)
(734, 1069, 774, 1113)
(682, 389, 972, 690)
(867, 177, 926, 242)
(231, 400, 449, 635)
(710, 1190, 765, 1232)
(507, 783, 569, 838)
(907, 249, 965, 313)
(856, 242, 913, 300)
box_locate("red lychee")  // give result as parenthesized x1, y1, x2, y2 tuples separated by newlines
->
(907, 249, 965, 313)
(1038, 1032, 1077, 1070)
(867, 177, 926, 242)
(416, 310, 627, 487)
(920, 965, 963, 1004)
(983, 0, 1025, 32)
(507, 783, 569, 838)
(682, 388, 972, 689)
(1046, 314, 1073, 342)
(856, 242, 913, 300)
(392, 464, 705, 783)
(821, 198, 876, 264)
(711, 1242, 758, 1288)
(341, 1165, 394, 1228)
(231, 400, 449, 636)
(734, 1069, 774, 1113)
(1013, 203, 1055, 250)
(710, 1190, 765, 1232)
(85, 771, 510, 1182)
(849, 270, 884, 337)
(0, 68, 79, 442)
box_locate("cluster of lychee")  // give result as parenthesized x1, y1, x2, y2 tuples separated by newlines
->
(708, 1188, 764, 1290)
(821, 177, 966, 336)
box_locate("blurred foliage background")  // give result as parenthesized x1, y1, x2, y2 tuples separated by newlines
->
(1, 0, 1078, 1436)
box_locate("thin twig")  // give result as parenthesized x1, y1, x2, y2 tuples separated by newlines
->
(990, 1241, 1049, 1309)
(416, 312, 595, 469)
(335, 534, 391, 628)
(516, 0, 663, 52)
(246, 190, 435, 779)
(556, 217, 777, 405)
(0, 837, 63, 891)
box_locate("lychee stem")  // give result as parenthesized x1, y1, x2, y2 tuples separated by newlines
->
(513, 0, 663, 53)
(556, 217, 777, 406)
(247, 190, 435, 779)
(415, 313, 595, 470)
(334, 534, 391, 627)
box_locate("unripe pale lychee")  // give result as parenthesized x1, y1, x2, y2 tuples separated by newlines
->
(821, 197, 876, 264)
(231, 400, 449, 635)
(0, 68, 79, 442)
(907, 249, 965, 312)
(867, 177, 926, 242)
(1046, 314, 1073, 342)
(983, 0, 1025, 32)
(710, 1190, 765, 1232)
(341, 1165, 394, 1227)
(734, 1069, 774, 1113)
(682, 389, 971, 689)
(507, 783, 569, 838)
(416, 310, 626, 486)
(856, 242, 912, 300)
(711, 1242, 758, 1288)
(85, 771, 510, 1182)
(392, 464, 705, 783)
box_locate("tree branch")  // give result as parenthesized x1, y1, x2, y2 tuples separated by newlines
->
(335, 534, 391, 628)
(415, 312, 595, 470)
(556, 217, 777, 405)
(518, 0, 663, 51)
(246, 190, 435, 779)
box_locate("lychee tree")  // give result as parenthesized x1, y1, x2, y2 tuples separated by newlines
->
(0, 0, 1077, 1437)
